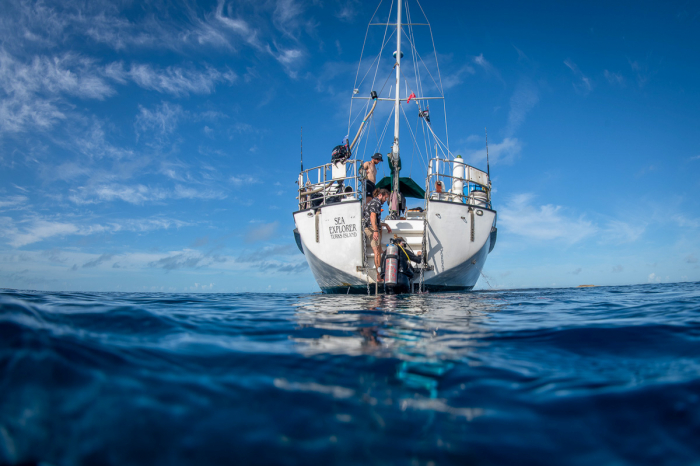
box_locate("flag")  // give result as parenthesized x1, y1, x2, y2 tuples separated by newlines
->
(407, 92, 416, 103)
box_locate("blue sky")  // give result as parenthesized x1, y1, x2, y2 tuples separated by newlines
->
(0, 0, 698, 293)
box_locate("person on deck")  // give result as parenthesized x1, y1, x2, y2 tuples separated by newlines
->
(363, 153, 383, 202)
(363, 188, 392, 282)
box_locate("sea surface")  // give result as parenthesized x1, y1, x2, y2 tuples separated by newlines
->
(1, 282, 700, 465)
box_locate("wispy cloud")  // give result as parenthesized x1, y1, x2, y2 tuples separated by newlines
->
(604, 70, 625, 85)
(237, 244, 296, 262)
(440, 63, 476, 90)
(108, 62, 237, 96)
(82, 253, 114, 268)
(473, 54, 503, 83)
(148, 248, 227, 271)
(628, 59, 650, 88)
(235, 243, 307, 273)
(506, 79, 539, 137)
(215, 1, 265, 50)
(0, 215, 191, 248)
(135, 102, 183, 138)
(68, 183, 226, 205)
(245, 221, 279, 243)
(230, 175, 260, 186)
(499, 193, 597, 244)
(465, 137, 522, 166)
(0, 195, 29, 210)
(603, 219, 646, 243)
(336, 1, 360, 23)
(564, 59, 592, 94)
(0, 50, 115, 134)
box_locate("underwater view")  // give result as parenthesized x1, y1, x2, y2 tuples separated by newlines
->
(1, 282, 700, 465)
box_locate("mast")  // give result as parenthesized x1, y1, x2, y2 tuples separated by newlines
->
(393, 0, 402, 154)
(389, 0, 402, 219)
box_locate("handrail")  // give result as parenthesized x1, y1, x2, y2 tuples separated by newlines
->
(425, 157, 491, 208)
(297, 159, 365, 210)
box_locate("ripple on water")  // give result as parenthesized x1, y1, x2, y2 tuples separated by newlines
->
(1, 282, 700, 465)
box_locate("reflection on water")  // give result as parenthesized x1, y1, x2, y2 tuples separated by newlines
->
(293, 293, 504, 358)
(291, 293, 506, 412)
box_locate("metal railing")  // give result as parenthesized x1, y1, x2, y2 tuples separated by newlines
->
(296, 159, 364, 211)
(425, 158, 491, 208)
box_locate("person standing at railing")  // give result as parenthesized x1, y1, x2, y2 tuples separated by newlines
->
(363, 188, 392, 282)
(362, 153, 383, 202)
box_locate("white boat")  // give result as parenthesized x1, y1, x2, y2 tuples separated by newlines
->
(292, 0, 497, 294)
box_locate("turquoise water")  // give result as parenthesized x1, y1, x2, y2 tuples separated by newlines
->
(1, 283, 700, 465)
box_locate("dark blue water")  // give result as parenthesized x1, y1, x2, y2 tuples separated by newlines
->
(1, 283, 700, 465)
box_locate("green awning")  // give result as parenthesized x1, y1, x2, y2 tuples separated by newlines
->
(375, 176, 425, 199)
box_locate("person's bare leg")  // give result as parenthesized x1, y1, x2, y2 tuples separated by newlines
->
(373, 245, 382, 280)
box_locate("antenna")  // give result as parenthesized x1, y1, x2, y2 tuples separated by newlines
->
(300, 127, 303, 172)
(485, 127, 490, 177)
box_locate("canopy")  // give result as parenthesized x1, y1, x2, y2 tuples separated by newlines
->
(375, 176, 425, 199)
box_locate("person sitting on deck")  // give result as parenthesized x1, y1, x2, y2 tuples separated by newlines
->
(363, 153, 383, 202)
(363, 188, 392, 282)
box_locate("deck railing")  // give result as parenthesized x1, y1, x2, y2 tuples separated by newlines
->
(297, 159, 364, 211)
(426, 157, 491, 208)
(297, 157, 491, 211)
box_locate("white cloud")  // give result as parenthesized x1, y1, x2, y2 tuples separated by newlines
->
(0, 215, 191, 248)
(499, 193, 597, 243)
(121, 63, 237, 96)
(506, 79, 539, 137)
(0, 50, 115, 134)
(564, 59, 593, 94)
(2, 218, 80, 248)
(0, 195, 29, 210)
(602, 220, 646, 243)
(71, 120, 135, 160)
(245, 221, 279, 243)
(272, 0, 305, 36)
(465, 137, 522, 166)
(440, 64, 476, 90)
(135, 102, 183, 137)
(230, 175, 260, 186)
(215, 1, 265, 51)
(68, 183, 226, 205)
(604, 70, 624, 85)
(473, 54, 503, 83)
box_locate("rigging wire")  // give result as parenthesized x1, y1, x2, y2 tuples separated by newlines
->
(369, 0, 395, 93)
(400, 103, 427, 173)
(413, 0, 450, 153)
(355, 28, 397, 92)
(349, 0, 386, 136)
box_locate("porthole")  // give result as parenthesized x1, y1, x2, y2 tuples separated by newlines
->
(476, 210, 483, 216)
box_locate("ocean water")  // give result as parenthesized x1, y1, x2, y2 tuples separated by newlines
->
(1, 283, 700, 466)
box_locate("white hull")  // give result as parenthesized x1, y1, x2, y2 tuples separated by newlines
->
(293, 199, 496, 294)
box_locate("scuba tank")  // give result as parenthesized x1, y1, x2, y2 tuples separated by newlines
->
(384, 243, 399, 293)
